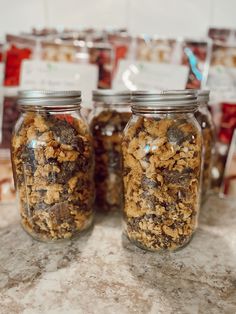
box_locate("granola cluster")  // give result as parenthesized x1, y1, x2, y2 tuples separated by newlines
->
(195, 109, 215, 198)
(91, 109, 131, 211)
(122, 116, 202, 251)
(11, 112, 94, 241)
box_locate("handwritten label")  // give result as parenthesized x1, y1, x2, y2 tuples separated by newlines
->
(113, 60, 189, 90)
(20, 60, 98, 107)
(207, 65, 236, 103)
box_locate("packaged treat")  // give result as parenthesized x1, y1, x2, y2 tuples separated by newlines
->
(195, 90, 215, 199)
(41, 40, 77, 63)
(207, 41, 236, 137)
(42, 38, 114, 89)
(211, 42, 236, 67)
(208, 27, 236, 43)
(218, 101, 236, 144)
(133, 37, 210, 89)
(181, 40, 211, 89)
(207, 36, 236, 158)
(90, 90, 131, 212)
(24, 28, 58, 38)
(89, 43, 114, 89)
(135, 36, 178, 63)
(11, 90, 94, 242)
(211, 101, 236, 189)
(4, 35, 36, 86)
(122, 90, 202, 251)
(0, 149, 15, 203)
(107, 32, 131, 70)
(135, 36, 153, 61)
(41, 32, 90, 62)
(0, 88, 20, 149)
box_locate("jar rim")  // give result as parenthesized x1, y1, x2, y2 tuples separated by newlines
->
(131, 89, 198, 112)
(197, 89, 210, 103)
(18, 90, 82, 107)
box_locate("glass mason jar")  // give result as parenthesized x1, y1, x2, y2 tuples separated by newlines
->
(11, 90, 94, 242)
(90, 90, 131, 212)
(195, 90, 215, 199)
(122, 90, 202, 252)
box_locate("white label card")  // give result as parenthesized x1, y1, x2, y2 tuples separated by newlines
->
(20, 60, 98, 107)
(113, 60, 189, 90)
(207, 65, 236, 103)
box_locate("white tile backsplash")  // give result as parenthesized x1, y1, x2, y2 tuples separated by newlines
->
(0, 0, 235, 39)
(0, 0, 45, 39)
(211, 0, 236, 29)
(46, 0, 128, 29)
(128, 0, 212, 38)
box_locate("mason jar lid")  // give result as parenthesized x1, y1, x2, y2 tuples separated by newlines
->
(131, 90, 198, 113)
(92, 90, 131, 104)
(18, 90, 82, 106)
(198, 90, 210, 103)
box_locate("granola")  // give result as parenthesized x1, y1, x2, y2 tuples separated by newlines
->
(91, 109, 131, 211)
(122, 116, 202, 251)
(11, 112, 94, 241)
(195, 109, 215, 198)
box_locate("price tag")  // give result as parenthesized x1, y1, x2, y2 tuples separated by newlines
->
(20, 60, 98, 107)
(113, 60, 189, 90)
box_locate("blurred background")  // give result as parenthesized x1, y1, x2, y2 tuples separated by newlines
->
(0, 0, 235, 38)
(0, 0, 236, 202)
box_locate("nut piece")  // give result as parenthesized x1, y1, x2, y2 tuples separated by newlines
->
(122, 117, 201, 251)
(91, 109, 131, 212)
(11, 113, 94, 241)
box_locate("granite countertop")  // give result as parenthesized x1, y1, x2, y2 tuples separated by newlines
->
(0, 195, 236, 314)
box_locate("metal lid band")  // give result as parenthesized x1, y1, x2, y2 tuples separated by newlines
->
(18, 90, 82, 107)
(197, 90, 210, 103)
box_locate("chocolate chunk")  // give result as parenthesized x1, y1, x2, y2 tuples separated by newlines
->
(123, 167, 131, 176)
(71, 136, 85, 151)
(141, 176, 160, 189)
(145, 213, 163, 224)
(167, 126, 185, 144)
(21, 146, 37, 173)
(49, 202, 75, 225)
(34, 202, 49, 211)
(160, 202, 176, 211)
(51, 119, 77, 145)
(163, 168, 193, 185)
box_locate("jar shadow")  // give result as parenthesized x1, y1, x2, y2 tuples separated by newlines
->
(94, 210, 122, 227)
(0, 219, 94, 292)
(121, 195, 236, 313)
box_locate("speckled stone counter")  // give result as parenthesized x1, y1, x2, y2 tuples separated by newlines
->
(0, 195, 236, 314)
